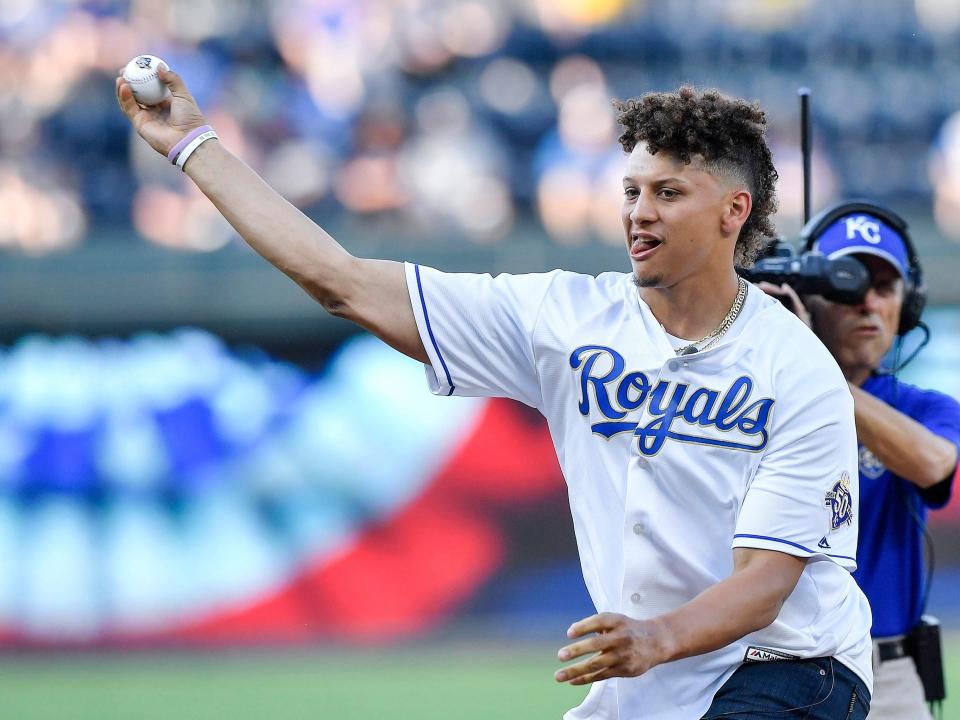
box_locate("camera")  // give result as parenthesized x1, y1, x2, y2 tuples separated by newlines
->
(740, 239, 870, 305)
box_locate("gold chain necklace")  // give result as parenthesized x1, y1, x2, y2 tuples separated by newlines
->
(670, 276, 748, 356)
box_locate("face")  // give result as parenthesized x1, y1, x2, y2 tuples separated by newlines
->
(808, 255, 904, 372)
(621, 145, 748, 288)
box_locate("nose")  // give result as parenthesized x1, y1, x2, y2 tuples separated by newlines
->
(860, 287, 883, 313)
(628, 191, 657, 225)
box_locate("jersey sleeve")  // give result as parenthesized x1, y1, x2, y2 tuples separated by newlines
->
(404, 263, 559, 408)
(733, 384, 860, 571)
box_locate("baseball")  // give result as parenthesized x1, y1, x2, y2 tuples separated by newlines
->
(122, 54, 171, 106)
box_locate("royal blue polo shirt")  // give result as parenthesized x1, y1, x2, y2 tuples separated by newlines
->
(852, 374, 960, 637)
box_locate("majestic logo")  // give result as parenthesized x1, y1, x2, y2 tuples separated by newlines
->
(859, 445, 886, 479)
(744, 646, 800, 663)
(569, 345, 774, 456)
(845, 216, 882, 244)
(135, 56, 154, 69)
(825, 472, 853, 530)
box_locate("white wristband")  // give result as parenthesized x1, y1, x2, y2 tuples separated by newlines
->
(175, 129, 218, 170)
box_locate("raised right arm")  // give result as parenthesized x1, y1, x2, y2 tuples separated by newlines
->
(116, 66, 427, 364)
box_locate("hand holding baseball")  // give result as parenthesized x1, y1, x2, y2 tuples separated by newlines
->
(116, 60, 207, 159)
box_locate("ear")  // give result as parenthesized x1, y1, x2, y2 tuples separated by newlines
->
(721, 189, 752, 236)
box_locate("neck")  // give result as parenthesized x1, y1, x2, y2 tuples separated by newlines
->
(639, 270, 742, 340)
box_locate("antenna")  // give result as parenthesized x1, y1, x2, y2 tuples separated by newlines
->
(799, 87, 811, 224)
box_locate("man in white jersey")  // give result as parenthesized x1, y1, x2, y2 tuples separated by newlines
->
(117, 72, 872, 718)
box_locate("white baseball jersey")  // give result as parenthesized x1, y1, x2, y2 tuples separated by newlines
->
(405, 263, 873, 720)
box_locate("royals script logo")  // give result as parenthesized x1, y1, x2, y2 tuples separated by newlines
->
(569, 345, 774, 455)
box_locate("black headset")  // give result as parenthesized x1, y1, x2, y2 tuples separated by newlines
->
(799, 200, 926, 335)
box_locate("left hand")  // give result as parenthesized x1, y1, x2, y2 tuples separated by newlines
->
(554, 612, 670, 686)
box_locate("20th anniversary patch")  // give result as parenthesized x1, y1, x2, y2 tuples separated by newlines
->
(824, 471, 853, 531)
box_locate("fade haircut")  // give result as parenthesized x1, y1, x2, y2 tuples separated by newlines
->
(614, 86, 778, 267)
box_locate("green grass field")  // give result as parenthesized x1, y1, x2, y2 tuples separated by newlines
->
(0, 635, 957, 719)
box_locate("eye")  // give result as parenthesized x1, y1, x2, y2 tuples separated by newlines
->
(873, 279, 898, 295)
(623, 187, 639, 199)
(657, 188, 680, 200)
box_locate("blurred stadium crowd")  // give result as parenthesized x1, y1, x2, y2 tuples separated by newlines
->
(4, 0, 960, 255)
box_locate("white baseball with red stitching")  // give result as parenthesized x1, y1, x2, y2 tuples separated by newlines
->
(122, 55, 170, 106)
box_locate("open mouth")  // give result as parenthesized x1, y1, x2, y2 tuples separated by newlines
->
(630, 236, 662, 261)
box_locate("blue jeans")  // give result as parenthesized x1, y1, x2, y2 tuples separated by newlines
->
(701, 657, 871, 719)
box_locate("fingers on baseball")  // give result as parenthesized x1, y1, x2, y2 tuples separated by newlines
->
(115, 79, 140, 118)
(158, 67, 189, 96)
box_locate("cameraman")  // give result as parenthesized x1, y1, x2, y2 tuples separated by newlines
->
(761, 208, 960, 720)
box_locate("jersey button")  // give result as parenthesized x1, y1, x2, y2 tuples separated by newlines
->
(638, 458, 648, 468)
(632, 521, 647, 536)
(630, 592, 644, 604)
(668, 360, 680, 372)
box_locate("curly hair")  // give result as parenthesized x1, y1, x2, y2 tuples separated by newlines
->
(614, 86, 778, 267)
